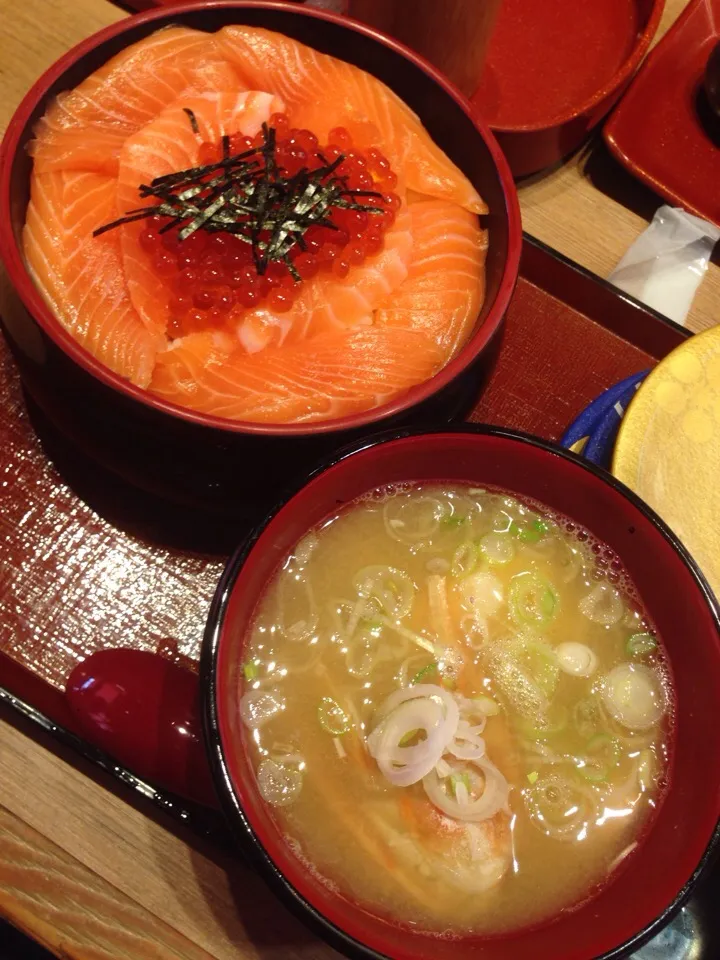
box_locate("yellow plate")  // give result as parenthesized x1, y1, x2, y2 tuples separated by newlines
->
(613, 324, 720, 599)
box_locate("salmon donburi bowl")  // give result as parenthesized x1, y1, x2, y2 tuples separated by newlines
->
(0, 3, 519, 511)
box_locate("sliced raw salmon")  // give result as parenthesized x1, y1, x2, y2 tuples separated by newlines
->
(375, 199, 487, 357)
(116, 91, 285, 336)
(29, 28, 242, 176)
(23, 171, 160, 387)
(232, 207, 413, 351)
(297, 206, 413, 340)
(150, 326, 444, 422)
(216, 27, 486, 214)
(234, 288, 316, 354)
(237, 204, 413, 349)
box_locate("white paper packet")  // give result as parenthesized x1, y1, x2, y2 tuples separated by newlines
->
(608, 206, 720, 326)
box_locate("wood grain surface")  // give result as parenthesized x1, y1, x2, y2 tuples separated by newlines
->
(0, 0, 716, 957)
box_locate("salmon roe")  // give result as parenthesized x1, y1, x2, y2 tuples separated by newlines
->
(139, 114, 401, 339)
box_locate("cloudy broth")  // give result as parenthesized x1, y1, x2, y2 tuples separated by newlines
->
(239, 484, 673, 934)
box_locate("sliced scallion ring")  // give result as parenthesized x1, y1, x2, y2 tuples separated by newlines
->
(318, 697, 351, 735)
(577, 733, 621, 782)
(479, 532, 515, 565)
(451, 541, 481, 578)
(519, 703, 568, 741)
(626, 633, 658, 658)
(573, 697, 605, 740)
(243, 660, 259, 681)
(509, 572, 558, 628)
(510, 517, 549, 544)
(411, 663, 438, 685)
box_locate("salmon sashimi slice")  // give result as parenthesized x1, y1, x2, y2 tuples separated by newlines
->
(272, 206, 413, 345)
(232, 207, 412, 352)
(116, 91, 285, 336)
(150, 326, 444, 422)
(235, 292, 315, 354)
(23, 171, 160, 387)
(375, 199, 487, 358)
(29, 28, 242, 176)
(216, 26, 486, 214)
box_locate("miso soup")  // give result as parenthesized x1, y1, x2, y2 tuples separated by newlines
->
(239, 484, 673, 935)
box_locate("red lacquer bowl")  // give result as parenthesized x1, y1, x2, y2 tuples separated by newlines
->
(0, 2, 520, 522)
(473, 0, 665, 178)
(203, 426, 720, 960)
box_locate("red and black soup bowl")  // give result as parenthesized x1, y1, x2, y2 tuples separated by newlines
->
(202, 426, 720, 960)
(0, 1, 520, 523)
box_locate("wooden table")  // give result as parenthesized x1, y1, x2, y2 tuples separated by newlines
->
(0, 0, 716, 957)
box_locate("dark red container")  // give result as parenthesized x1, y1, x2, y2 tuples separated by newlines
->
(204, 427, 720, 960)
(474, 0, 665, 177)
(0, 1, 520, 526)
(604, 0, 720, 228)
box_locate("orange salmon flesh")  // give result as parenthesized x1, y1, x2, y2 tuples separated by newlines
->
(23, 26, 488, 422)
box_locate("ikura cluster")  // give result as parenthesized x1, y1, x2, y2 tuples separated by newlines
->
(133, 113, 401, 339)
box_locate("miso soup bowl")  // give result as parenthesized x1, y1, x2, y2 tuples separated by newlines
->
(0, 1, 520, 522)
(203, 426, 720, 960)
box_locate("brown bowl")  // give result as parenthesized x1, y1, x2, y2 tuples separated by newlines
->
(0, 1, 520, 526)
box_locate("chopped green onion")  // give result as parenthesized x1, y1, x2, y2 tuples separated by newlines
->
(626, 633, 657, 658)
(318, 697, 351, 735)
(527, 770, 539, 784)
(577, 759, 608, 782)
(442, 514, 466, 528)
(509, 571, 558, 628)
(243, 661, 259, 681)
(361, 617, 383, 636)
(577, 733, 621, 782)
(587, 733, 621, 765)
(450, 541, 480, 578)
(411, 662, 438, 685)
(473, 695, 500, 716)
(450, 772, 472, 796)
(479, 532, 515, 565)
(504, 635, 560, 699)
(399, 729, 420, 747)
(513, 518, 549, 543)
(638, 749, 654, 792)
(573, 697, 604, 740)
(520, 704, 568, 740)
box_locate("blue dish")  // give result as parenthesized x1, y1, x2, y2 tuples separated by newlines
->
(560, 371, 648, 463)
(583, 377, 646, 468)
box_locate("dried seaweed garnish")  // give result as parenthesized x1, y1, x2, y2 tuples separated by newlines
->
(183, 108, 200, 136)
(93, 118, 385, 272)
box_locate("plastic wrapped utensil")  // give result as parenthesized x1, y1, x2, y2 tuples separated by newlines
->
(608, 206, 720, 326)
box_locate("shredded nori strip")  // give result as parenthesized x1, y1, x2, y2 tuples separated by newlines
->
(93, 118, 385, 271)
(183, 108, 200, 135)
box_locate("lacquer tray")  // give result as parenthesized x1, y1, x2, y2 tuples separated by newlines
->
(3, 235, 718, 955)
